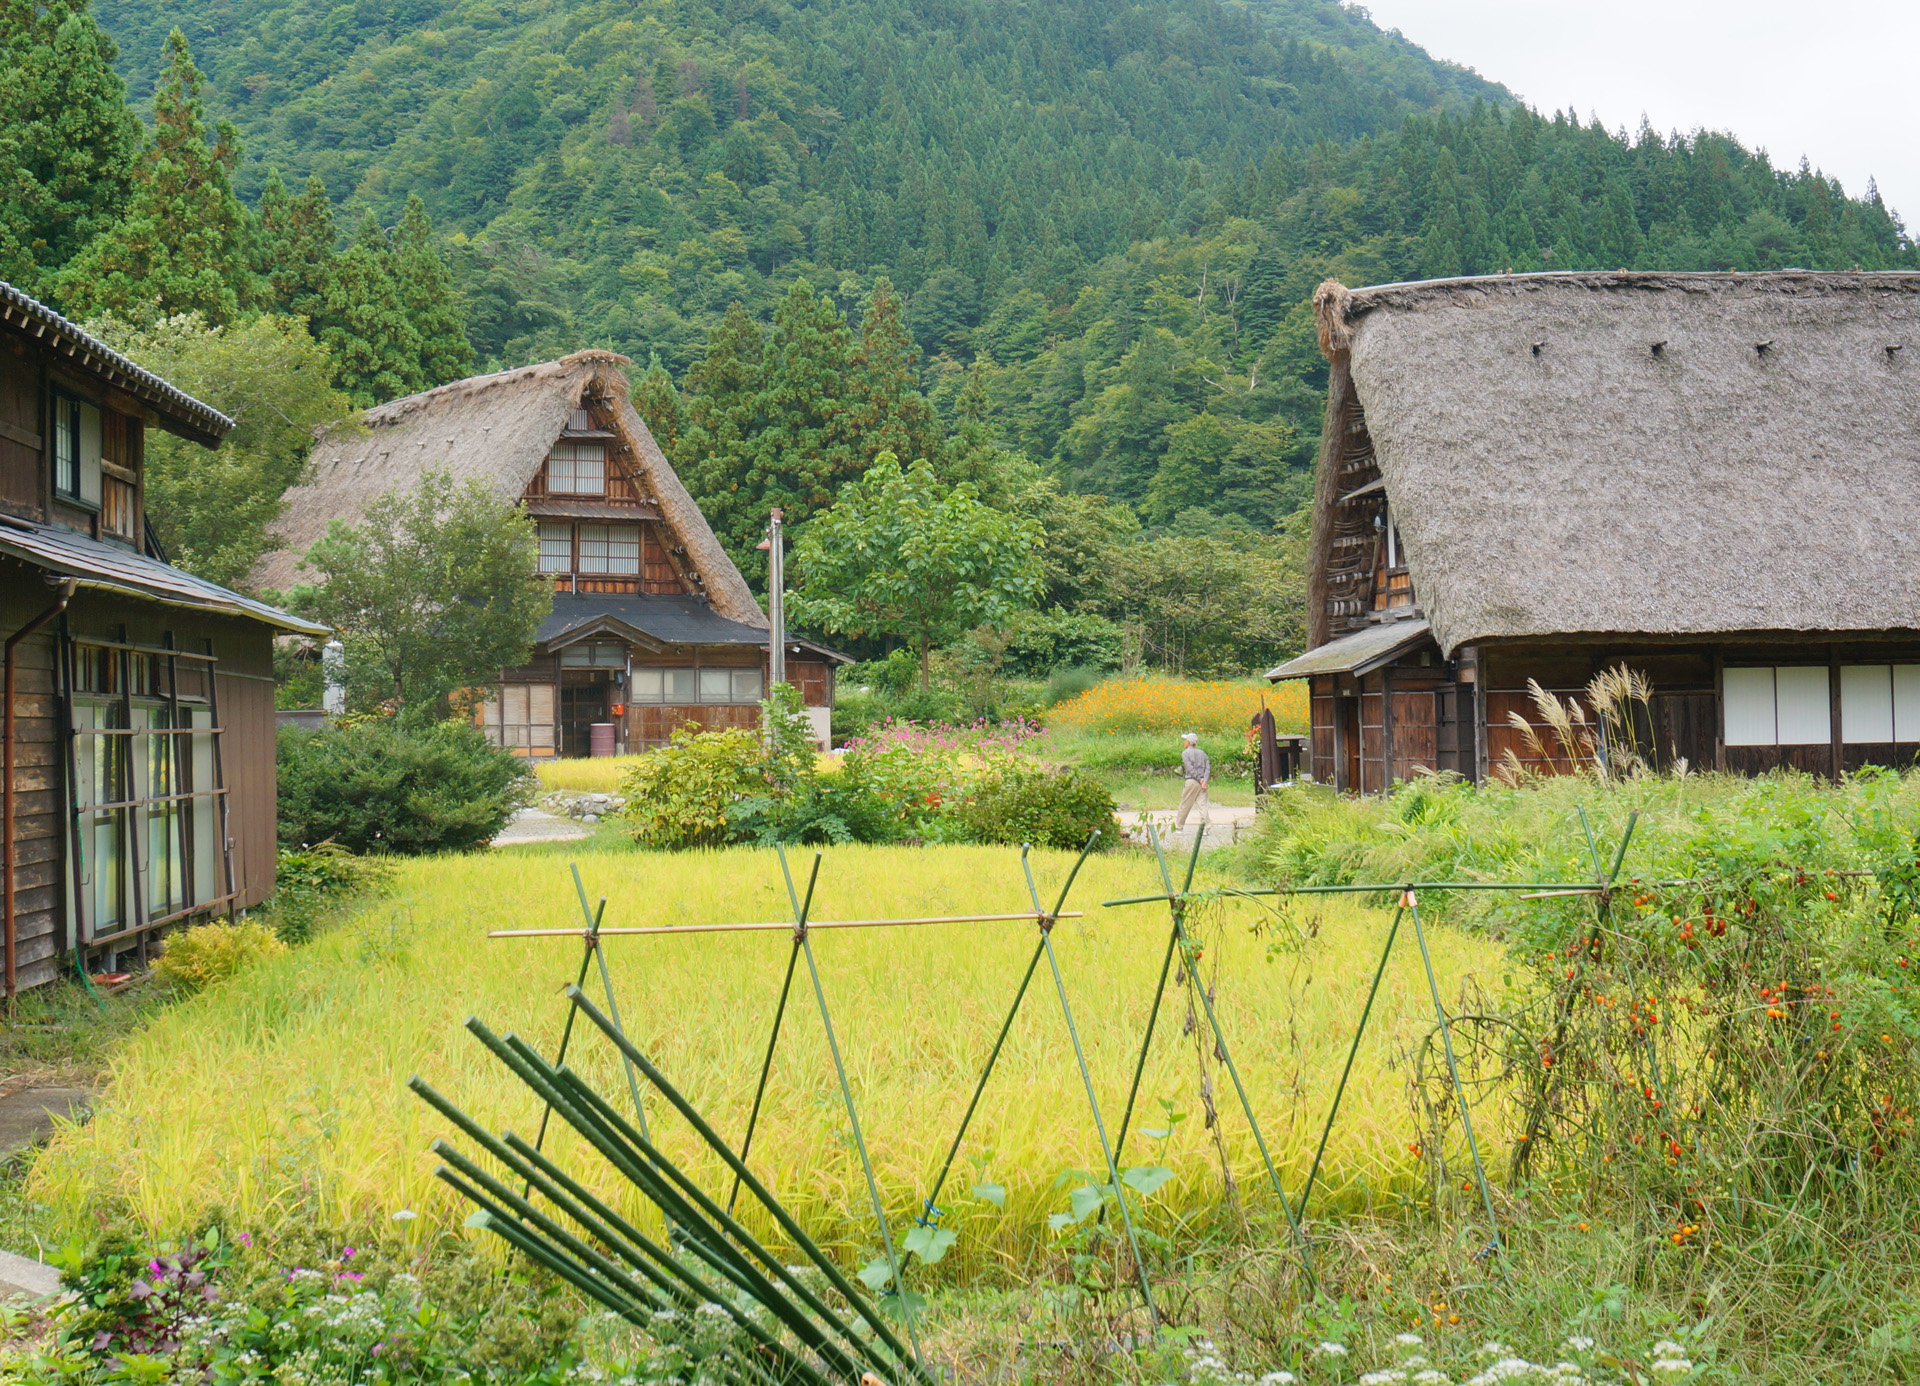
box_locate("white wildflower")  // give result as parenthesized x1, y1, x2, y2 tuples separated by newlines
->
(1314, 1342, 1349, 1357)
(1562, 1337, 1594, 1352)
(1650, 1341, 1687, 1358)
(1477, 1342, 1512, 1357)
(1358, 1372, 1407, 1385)
(1395, 1334, 1426, 1348)
(1649, 1360, 1692, 1376)
(1411, 1374, 1451, 1386)
(1255, 1374, 1295, 1386)
(1401, 1357, 1431, 1369)
(392, 1208, 418, 1221)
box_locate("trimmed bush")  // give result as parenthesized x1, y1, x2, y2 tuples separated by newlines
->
(277, 719, 532, 855)
(950, 762, 1116, 850)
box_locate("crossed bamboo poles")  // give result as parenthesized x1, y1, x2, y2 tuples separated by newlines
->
(423, 814, 1651, 1376)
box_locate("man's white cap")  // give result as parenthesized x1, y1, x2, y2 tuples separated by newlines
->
(1182, 732, 1199, 743)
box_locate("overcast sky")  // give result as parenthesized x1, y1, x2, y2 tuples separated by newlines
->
(1354, 0, 1920, 229)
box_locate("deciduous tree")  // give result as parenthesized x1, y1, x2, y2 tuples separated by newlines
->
(790, 454, 1042, 690)
(290, 470, 552, 711)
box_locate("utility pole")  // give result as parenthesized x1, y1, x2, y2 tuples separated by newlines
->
(765, 507, 786, 691)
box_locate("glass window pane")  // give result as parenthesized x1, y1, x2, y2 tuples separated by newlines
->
(732, 668, 762, 702)
(1841, 666, 1895, 743)
(1775, 667, 1831, 744)
(666, 669, 697, 701)
(55, 399, 76, 495)
(1722, 668, 1775, 746)
(699, 668, 731, 701)
(631, 668, 663, 701)
(561, 647, 592, 666)
(595, 645, 625, 667)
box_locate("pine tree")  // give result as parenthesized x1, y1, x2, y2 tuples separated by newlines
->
(845, 278, 942, 469)
(319, 211, 423, 406)
(56, 29, 252, 324)
(256, 170, 338, 323)
(390, 195, 474, 388)
(0, 0, 142, 295)
(631, 355, 682, 453)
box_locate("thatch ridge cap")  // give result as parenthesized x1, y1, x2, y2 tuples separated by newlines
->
(1332, 269, 1920, 326)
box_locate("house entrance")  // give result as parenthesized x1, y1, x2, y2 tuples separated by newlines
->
(560, 676, 612, 758)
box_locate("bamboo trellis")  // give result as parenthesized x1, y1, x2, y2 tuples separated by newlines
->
(419, 810, 1650, 1382)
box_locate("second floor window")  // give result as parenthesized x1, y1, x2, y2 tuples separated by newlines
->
(547, 441, 605, 494)
(537, 523, 572, 573)
(52, 392, 104, 506)
(578, 524, 639, 575)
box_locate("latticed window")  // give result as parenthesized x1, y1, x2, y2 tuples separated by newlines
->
(537, 523, 572, 573)
(578, 523, 640, 574)
(547, 442, 606, 494)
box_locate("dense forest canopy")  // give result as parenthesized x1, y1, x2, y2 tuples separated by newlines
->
(4, 0, 1912, 662)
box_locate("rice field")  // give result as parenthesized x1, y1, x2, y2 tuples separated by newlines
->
(534, 755, 650, 794)
(33, 844, 1501, 1281)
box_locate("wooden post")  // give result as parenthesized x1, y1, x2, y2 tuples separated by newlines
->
(1829, 643, 1844, 780)
(1381, 661, 1396, 789)
(1712, 647, 1726, 772)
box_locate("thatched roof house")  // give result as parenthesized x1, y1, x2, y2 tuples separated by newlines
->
(1268, 270, 1920, 789)
(262, 351, 842, 757)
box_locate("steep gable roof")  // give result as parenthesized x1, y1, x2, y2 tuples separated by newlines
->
(1307, 270, 1920, 656)
(254, 350, 764, 627)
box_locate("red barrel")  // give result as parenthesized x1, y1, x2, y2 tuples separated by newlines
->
(590, 722, 617, 757)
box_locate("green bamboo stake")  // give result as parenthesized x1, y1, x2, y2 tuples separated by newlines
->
(570, 863, 650, 1140)
(1146, 824, 1314, 1274)
(1021, 837, 1158, 1327)
(1405, 891, 1504, 1260)
(1297, 901, 1405, 1222)
(728, 937, 801, 1216)
(777, 846, 925, 1367)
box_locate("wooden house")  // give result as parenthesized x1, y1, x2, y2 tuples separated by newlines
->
(1267, 270, 1920, 789)
(258, 351, 843, 757)
(1, 281, 326, 996)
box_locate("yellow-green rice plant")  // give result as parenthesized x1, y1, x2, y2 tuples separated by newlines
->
(33, 845, 1503, 1281)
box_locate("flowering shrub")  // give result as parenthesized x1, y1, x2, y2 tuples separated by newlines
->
(1049, 677, 1307, 737)
(840, 715, 1044, 759)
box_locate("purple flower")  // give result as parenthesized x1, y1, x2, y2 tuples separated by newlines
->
(236, 1232, 252, 1247)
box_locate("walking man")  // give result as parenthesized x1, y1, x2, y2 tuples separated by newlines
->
(1175, 731, 1210, 829)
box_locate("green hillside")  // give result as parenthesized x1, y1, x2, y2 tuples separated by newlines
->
(69, 0, 1920, 540)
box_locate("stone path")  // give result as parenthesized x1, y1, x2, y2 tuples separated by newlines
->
(491, 807, 591, 847)
(0, 1086, 95, 1302)
(1113, 805, 1257, 854)
(0, 1086, 93, 1161)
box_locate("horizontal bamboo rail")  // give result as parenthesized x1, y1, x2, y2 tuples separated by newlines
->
(490, 910, 1084, 939)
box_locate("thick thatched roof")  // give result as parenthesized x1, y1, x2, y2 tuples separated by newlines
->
(1307, 270, 1920, 656)
(254, 351, 763, 627)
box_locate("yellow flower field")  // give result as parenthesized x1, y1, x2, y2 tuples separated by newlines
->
(1048, 677, 1309, 737)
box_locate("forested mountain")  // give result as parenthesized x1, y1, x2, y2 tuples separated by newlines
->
(14, 0, 1914, 597)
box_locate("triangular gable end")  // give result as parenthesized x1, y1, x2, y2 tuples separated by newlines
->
(256, 352, 765, 629)
(1304, 280, 1420, 650)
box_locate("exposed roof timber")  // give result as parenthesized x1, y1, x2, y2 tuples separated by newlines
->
(0, 282, 233, 446)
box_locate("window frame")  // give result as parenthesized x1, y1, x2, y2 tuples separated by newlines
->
(546, 441, 607, 496)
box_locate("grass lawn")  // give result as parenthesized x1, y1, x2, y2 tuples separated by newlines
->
(31, 843, 1499, 1284)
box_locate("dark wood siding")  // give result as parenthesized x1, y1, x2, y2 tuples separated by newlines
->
(2, 567, 64, 992)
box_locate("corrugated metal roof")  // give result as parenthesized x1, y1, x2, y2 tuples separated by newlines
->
(537, 593, 849, 660)
(0, 281, 234, 446)
(0, 514, 327, 634)
(1265, 618, 1433, 680)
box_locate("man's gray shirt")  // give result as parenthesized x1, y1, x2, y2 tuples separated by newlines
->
(1182, 746, 1211, 781)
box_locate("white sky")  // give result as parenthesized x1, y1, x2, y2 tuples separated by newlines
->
(1352, 0, 1920, 231)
